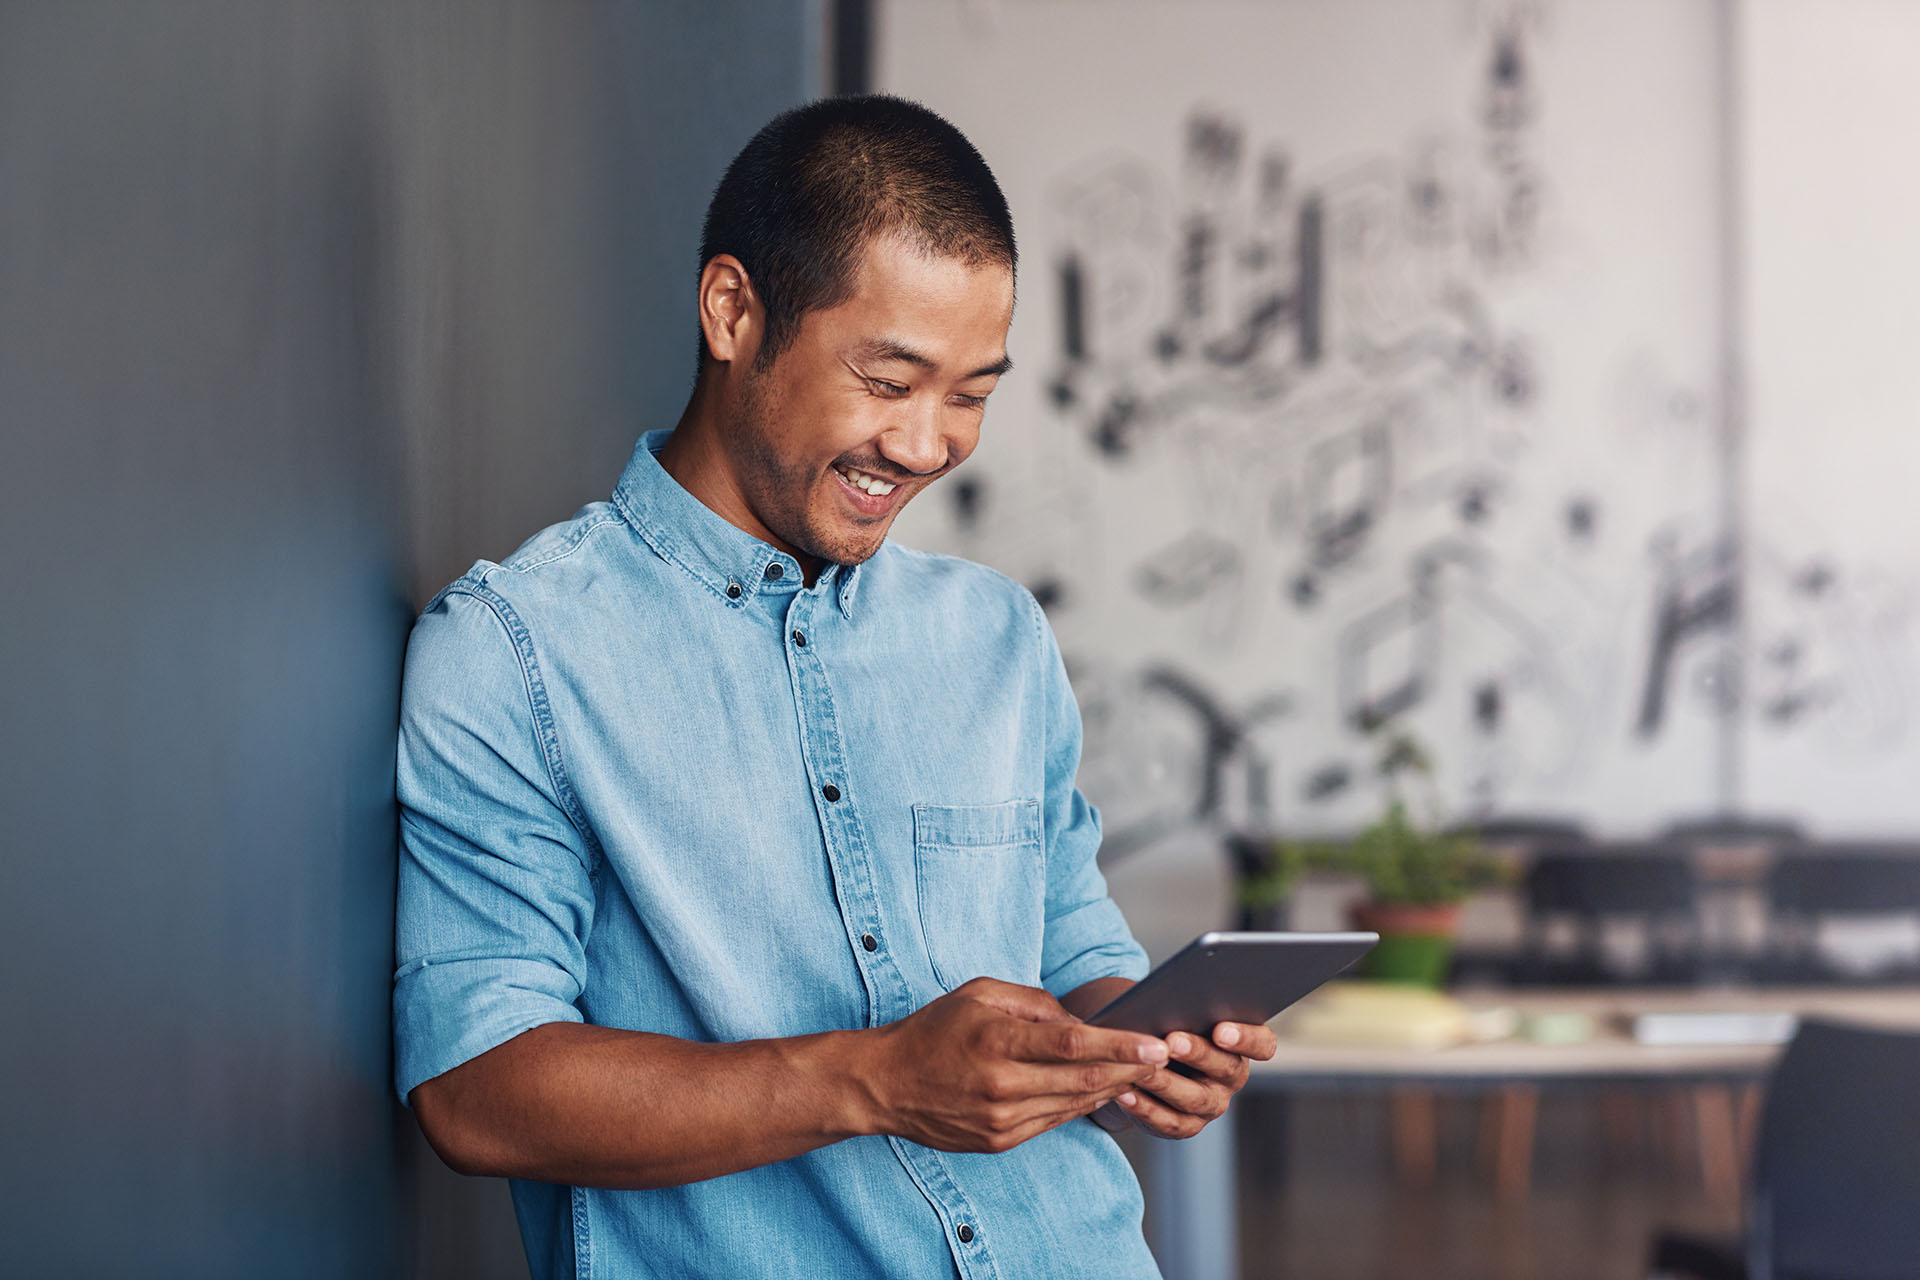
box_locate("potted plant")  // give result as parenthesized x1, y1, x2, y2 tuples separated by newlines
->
(1240, 726, 1508, 986)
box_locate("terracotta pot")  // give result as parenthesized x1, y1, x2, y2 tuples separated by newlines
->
(1348, 900, 1463, 986)
(1348, 900, 1463, 937)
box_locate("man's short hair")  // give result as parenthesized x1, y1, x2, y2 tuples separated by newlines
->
(698, 94, 1016, 369)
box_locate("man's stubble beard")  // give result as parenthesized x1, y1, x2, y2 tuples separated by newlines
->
(728, 364, 891, 568)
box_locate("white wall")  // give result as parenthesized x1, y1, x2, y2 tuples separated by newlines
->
(877, 0, 1920, 944)
(1740, 0, 1920, 835)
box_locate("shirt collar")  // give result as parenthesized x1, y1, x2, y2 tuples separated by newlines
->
(612, 429, 863, 621)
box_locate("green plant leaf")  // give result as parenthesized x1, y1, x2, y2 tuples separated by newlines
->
(1238, 723, 1511, 908)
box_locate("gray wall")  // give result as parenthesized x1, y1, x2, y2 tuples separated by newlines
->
(0, 3, 814, 1274)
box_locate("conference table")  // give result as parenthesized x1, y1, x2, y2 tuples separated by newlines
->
(1141, 985, 1920, 1280)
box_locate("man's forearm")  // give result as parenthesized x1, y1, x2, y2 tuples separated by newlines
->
(412, 977, 1165, 1189)
(412, 1021, 881, 1190)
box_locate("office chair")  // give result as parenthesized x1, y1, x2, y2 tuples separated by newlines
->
(1649, 1018, 1920, 1280)
(1519, 844, 1702, 984)
(1765, 846, 1920, 983)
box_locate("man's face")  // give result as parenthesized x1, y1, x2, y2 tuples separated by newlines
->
(718, 232, 1015, 569)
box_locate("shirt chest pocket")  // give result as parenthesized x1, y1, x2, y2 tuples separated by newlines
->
(913, 800, 1045, 992)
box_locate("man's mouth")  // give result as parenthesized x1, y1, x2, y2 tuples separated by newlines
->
(834, 464, 899, 497)
(832, 464, 907, 516)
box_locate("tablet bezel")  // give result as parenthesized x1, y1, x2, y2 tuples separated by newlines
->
(1085, 930, 1378, 1039)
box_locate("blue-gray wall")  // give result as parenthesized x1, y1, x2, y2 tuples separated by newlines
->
(0, 3, 815, 1274)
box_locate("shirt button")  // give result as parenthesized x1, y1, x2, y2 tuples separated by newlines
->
(861, 933, 878, 952)
(792, 630, 807, 647)
(765, 563, 784, 580)
(957, 1224, 975, 1244)
(822, 784, 841, 802)
(725, 582, 742, 599)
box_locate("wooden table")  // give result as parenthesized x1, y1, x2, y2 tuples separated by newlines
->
(1144, 986, 1920, 1280)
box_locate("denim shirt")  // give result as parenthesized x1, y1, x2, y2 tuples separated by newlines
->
(394, 430, 1157, 1280)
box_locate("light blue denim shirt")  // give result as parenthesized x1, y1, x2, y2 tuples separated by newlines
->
(394, 429, 1157, 1280)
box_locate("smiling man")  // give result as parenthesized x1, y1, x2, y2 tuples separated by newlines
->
(393, 95, 1275, 1280)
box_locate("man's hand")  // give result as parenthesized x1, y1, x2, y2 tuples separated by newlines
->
(1113, 1020, 1278, 1139)
(863, 977, 1170, 1154)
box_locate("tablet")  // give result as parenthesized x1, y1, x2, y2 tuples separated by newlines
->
(1086, 930, 1378, 1039)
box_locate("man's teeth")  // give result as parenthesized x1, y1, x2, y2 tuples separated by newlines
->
(837, 467, 896, 496)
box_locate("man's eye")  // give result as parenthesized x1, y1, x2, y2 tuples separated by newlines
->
(952, 394, 988, 409)
(869, 379, 909, 397)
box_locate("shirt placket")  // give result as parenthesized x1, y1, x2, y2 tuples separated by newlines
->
(781, 585, 914, 1026)
(780, 583, 1002, 1280)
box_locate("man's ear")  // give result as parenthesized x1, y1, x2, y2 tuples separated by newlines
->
(697, 254, 760, 366)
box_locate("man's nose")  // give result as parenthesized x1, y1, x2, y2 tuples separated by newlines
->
(876, 402, 948, 476)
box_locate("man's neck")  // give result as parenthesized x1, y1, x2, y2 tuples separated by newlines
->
(657, 387, 827, 586)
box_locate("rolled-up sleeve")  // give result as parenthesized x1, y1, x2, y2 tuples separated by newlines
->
(393, 588, 595, 1104)
(1031, 597, 1150, 998)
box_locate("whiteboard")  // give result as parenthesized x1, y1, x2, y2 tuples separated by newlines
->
(1738, 0, 1920, 837)
(880, 0, 1736, 854)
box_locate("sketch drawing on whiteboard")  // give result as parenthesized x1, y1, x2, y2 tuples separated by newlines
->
(891, 0, 1919, 852)
(1635, 532, 1739, 740)
(1748, 539, 1916, 760)
(1030, 8, 1608, 846)
(1074, 659, 1296, 863)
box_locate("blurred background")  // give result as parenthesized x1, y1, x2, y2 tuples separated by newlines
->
(4, 1, 1918, 1277)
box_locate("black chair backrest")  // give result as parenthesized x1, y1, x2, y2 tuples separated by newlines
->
(1663, 815, 1807, 846)
(1464, 816, 1590, 846)
(1769, 847, 1920, 916)
(1749, 1018, 1920, 1280)
(1525, 845, 1697, 917)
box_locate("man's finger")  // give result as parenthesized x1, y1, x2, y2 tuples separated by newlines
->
(995, 1098, 1110, 1151)
(1033, 1075, 1150, 1130)
(985, 1079, 1147, 1150)
(1164, 1030, 1246, 1084)
(1006, 1058, 1159, 1104)
(1117, 1086, 1208, 1140)
(1027, 1073, 1147, 1119)
(1009, 1016, 1168, 1067)
(1135, 1063, 1226, 1118)
(1212, 1020, 1278, 1062)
